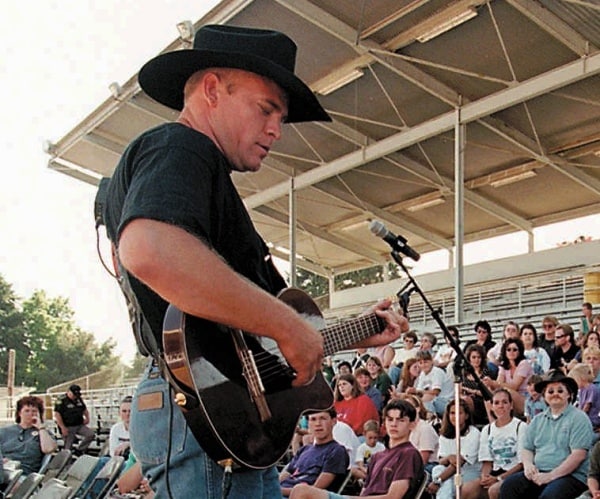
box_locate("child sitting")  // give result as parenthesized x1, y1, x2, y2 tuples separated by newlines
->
(524, 374, 546, 423)
(351, 420, 386, 482)
(569, 363, 600, 434)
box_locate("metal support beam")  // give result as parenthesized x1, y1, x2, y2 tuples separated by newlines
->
(454, 106, 466, 323)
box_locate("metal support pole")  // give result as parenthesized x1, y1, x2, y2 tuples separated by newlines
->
(454, 102, 465, 324)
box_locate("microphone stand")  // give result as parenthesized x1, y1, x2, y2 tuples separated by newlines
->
(390, 250, 492, 499)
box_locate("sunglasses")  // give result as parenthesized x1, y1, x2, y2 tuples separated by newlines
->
(546, 387, 567, 395)
(404, 339, 414, 343)
(555, 334, 565, 339)
(543, 324, 555, 329)
(505, 347, 519, 352)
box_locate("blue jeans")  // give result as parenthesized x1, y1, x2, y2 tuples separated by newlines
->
(500, 471, 587, 499)
(130, 362, 280, 499)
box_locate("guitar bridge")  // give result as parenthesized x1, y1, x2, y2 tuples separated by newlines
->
(232, 329, 272, 422)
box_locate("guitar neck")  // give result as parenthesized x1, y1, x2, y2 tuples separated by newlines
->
(322, 313, 386, 357)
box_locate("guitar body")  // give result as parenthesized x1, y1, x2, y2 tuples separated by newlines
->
(162, 288, 335, 469)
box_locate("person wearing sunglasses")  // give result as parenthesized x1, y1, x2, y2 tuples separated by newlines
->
(550, 324, 580, 374)
(499, 369, 593, 499)
(484, 338, 532, 417)
(538, 316, 559, 358)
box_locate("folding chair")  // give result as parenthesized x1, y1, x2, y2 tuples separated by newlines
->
(6, 472, 43, 499)
(41, 451, 72, 484)
(59, 455, 99, 498)
(413, 470, 430, 499)
(34, 478, 72, 499)
(0, 469, 23, 499)
(78, 456, 124, 499)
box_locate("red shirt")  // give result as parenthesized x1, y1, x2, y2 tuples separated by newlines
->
(334, 394, 379, 436)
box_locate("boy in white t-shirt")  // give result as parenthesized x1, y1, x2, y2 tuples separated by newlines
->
(351, 420, 386, 482)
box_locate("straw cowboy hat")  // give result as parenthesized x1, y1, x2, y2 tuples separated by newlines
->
(138, 24, 330, 123)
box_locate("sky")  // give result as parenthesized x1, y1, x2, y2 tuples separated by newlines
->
(0, 2, 599, 365)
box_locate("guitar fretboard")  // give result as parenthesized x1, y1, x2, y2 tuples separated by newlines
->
(322, 313, 386, 356)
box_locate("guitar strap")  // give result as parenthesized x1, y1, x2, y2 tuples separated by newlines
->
(111, 243, 160, 358)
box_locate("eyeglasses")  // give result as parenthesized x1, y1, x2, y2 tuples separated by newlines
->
(546, 387, 566, 395)
(476, 329, 487, 334)
(505, 347, 519, 352)
(555, 334, 565, 339)
(404, 339, 414, 343)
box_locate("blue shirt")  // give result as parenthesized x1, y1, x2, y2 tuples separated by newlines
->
(524, 404, 593, 483)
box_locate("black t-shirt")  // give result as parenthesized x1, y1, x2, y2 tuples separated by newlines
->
(104, 123, 286, 347)
(54, 395, 87, 426)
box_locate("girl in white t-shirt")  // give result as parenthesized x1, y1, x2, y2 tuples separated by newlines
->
(462, 388, 526, 499)
(428, 399, 481, 499)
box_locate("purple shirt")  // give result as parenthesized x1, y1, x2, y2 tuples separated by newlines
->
(579, 384, 600, 428)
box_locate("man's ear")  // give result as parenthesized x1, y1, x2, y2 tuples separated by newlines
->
(202, 72, 220, 106)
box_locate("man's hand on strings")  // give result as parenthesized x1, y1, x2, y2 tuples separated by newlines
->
(351, 298, 408, 349)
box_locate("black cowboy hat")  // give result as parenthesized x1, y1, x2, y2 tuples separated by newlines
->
(138, 24, 331, 124)
(534, 369, 578, 399)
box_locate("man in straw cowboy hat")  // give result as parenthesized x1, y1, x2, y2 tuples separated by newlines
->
(103, 24, 407, 498)
(499, 369, 593, 499)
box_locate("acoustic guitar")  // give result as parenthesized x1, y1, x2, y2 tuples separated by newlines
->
(162, 288, 386, 469)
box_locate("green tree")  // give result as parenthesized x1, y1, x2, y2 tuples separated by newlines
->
(0, 274, 118, 392)
(0, 276, 24, 385)
(19, 290, 117, 391)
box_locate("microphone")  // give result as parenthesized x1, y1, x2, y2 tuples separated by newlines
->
(369, 220, 421, 261)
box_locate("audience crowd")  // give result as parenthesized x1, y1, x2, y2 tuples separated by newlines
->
(1, 302, 600, 499)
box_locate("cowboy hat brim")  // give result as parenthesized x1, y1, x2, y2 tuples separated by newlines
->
(138, 49, 331, 124)
(535, 372, 579, 397)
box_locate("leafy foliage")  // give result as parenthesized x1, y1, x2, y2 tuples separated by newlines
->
(0, 274, 118, 391)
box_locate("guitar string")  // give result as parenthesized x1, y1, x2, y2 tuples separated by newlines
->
(248, 314, 384, 383)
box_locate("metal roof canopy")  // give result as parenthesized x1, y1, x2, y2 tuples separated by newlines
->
(48, 0, 600, 294)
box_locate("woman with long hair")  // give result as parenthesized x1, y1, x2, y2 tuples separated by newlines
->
(462, 389, 526, 499)
(365, 355, 393, 405)
(461, 344, 492, 425)
(521, 323, 551, 375)
(484, 338, 532, 416)
(427, 399, 481, 498)
(334, 374, 379, 437)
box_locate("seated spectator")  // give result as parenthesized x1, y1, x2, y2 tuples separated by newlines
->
(351, 420, 385, 482)
(428, 399, 481, 498)
(461, 344, 492, 426)
(524, 374, 546, 423)
(404, 394, 439, 474)
(367, 344, 395, 372)
(550, 323, 580, 373)
(462, 389, 526, 499)
(586, 439, 600, 499)
(484, 338, 532, 417)
(54, 384, 95, 454)
(500, 369, 593, 499)
(409, 350, 454, 417)
(0, 395, 57, 474)
(330, 360, 352, 389)
(393, 331, 419, 368)
(521, 323, 551, 375)
(365, 356, 392, 405)
(334, 374, 379, 437)
(583, 346, 600, 385)
(576, 331, 600, 362)
(391, 357, 420, 397)
(354, 367, 383, 412)
(115, 453, 154, 497)
(290, 400, 424, 499)
(109, 396, 132, 457)
(538, 316, 559, 358)
(569, 364, 600, 434)
(279, 409, 349, 496)
(464, 320, 496, 357)
(434, 326, 460, 371)
(582, 302, 594, 335)
(419, 332, 437, 355)
(487, 321, 520, 377)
